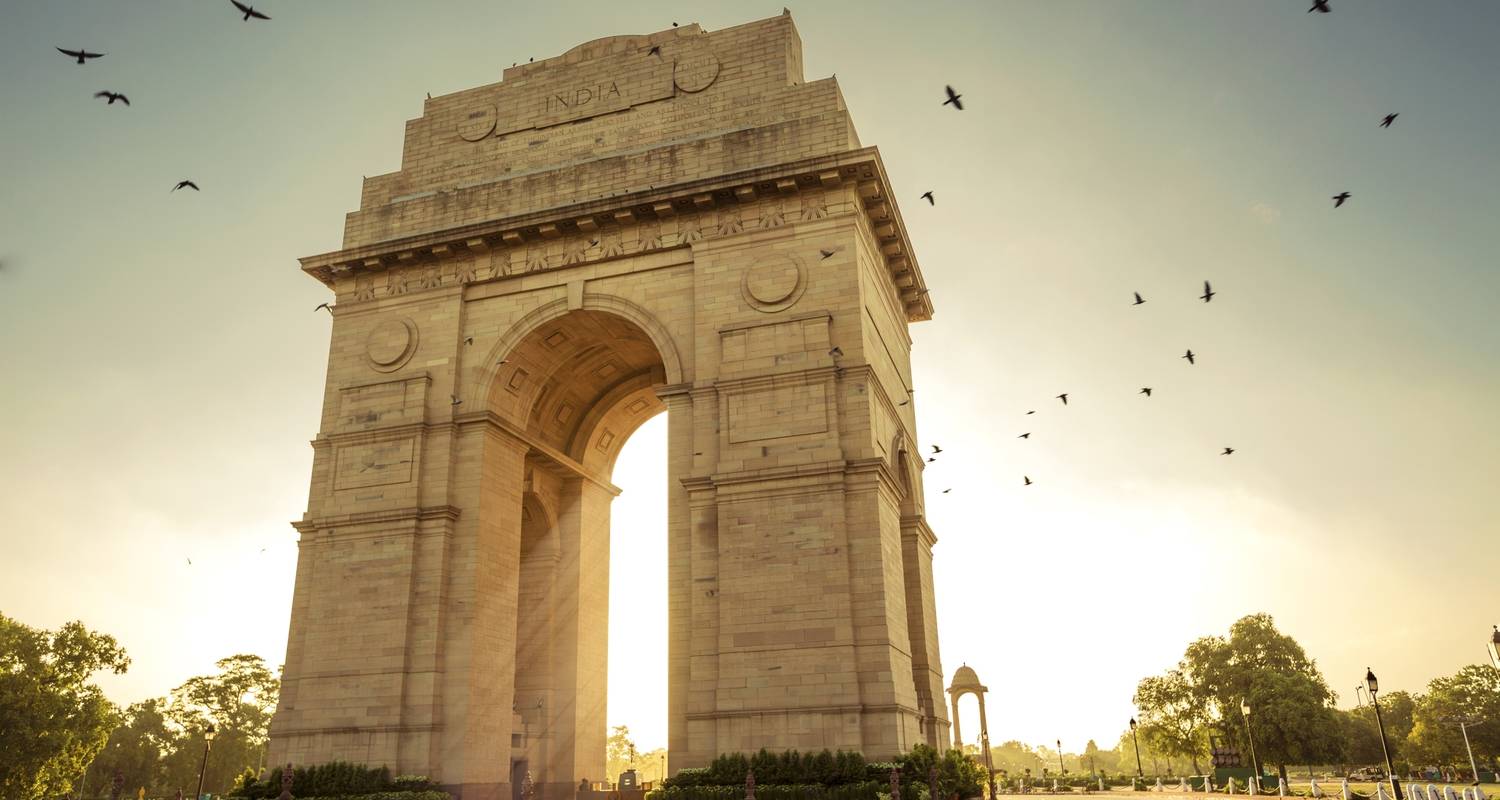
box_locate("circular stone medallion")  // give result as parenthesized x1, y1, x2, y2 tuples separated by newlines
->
(673, 47, 721, 94)
(366, 318, 419, 372)
(740, 256, 807, 313)
(457, 104, 498, 142)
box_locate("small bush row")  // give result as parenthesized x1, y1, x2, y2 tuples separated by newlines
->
(229, 761, 439, 798)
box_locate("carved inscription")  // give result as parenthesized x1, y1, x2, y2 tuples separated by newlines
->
(334, 438, 416, 491)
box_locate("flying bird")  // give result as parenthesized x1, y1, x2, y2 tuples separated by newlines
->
(1023, 476, 1033, 486)
(829, 346, 844, 357)
(1140, 387, 1152, 397)
(450, 395, 463, 406)
(464, 336, 474, 345)
(1026, 410, 1036, 415)
(1381, 113, 1398, 128)
(497, 358, 509, 365)
(920, 191, 934, 205)
(1333, 191, 1351, 208)
(1018, 433, 1031, 439)
(1182, 349, 1196, 365)
(186, 557, 192, 565)
(1200, 280, 1215, 303)
(927, 457, 936, 463)
(57, 47, 105, 64)
(942, 85, 963, 110)
(93, 91, 129, 106)
(931, 444, 943, 454)
(648, 45, 662, 57)
(899, 399, 909, 406)
(819, 248, 837, 260)
(314, 303, 331, 313)
(1056, 393, 1069, 405)
(1133, 292, 1145, 306)
(1222, 447, 1235, 455)
(172, 180, 199, 192)
(1308, 0, 1330, 12)
(230, 0, 271, 20)
(942, 488, 952, 494)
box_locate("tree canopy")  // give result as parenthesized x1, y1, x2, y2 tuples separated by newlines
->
(0, 613, 129, 800)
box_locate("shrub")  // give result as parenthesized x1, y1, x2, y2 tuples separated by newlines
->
(228, 761, 437, 799)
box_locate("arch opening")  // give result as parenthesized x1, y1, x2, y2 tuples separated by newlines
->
(487, 308, 672, 799)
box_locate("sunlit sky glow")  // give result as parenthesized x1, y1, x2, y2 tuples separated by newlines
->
(2, 0, 1498, 757)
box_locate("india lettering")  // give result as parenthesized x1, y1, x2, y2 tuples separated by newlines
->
(543, 81, 623, 114)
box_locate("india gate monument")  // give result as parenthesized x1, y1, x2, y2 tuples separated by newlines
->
(268, 12, 949, 799)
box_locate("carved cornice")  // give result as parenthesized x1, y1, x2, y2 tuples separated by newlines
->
(300, 148, 934, 322)
(293, 504, 461, 534)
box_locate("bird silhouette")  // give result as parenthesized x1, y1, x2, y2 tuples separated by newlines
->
(497, 358, 509, 365)
(1183, 349, 1196, 365)
(94, 91, 129, 106)
(648, 45, 662, 57)
(1056, 393, 1069, 405)
(829, 346, 844, 357)
(57, 47, 105, 64)
(314, 303, 332, 313)
(172, 180, 199, 192)
(819, 248, 837, 260)
(464, 336, 474, 345)
(927, 457, 936, 463)
(942, 488, 952, 494)
(1140, 387, 1152, 397)
(1200, 280, 1215, 303)
(942, 85, 963, 110)
(931, 444, 943, 454)
(187, 557, 193, 565)
(898, 399, 909, 407)
(1308, 0, 1330, 11)
(1133, 292, 1145, 306)
(1381, 113, 1398, 128)
(1222, 447, 1235, 455)
(920, 191, 934, 205)
(1023, 476, 1033, 486)
(230, 0, 271, 20)
(1026, 410, 1036, 415)
(450, 395, 463, 406)
(1333, 191, 1351, 208)
(1018, 433, 1031, 439)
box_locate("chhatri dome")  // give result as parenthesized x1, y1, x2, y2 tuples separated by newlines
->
(948, 663, 987, 694)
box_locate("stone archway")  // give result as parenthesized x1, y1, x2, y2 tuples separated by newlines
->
(269, 13, 951, 800)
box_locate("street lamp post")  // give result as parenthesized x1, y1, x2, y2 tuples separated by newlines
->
(1366, 669, 1404, 800)
(1355, 685, 1368, 708)
(1057, 740, 1066, 777)
(1240, 698, 1261, 789)
(1489, 626, 1499, 669)
(1129, 718, 1144, 779)
(194, 724, 216, 800)
(1440, 717, 1483, 786)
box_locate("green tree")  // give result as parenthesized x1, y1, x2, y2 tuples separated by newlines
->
(165, 654, 280, 795)
(90, 699, 180, 797)
(1405, 665, 1500, 773)
(606, 725, 639, 783)
(1182, 613, 1341, 781)
(0, 614, 129, 800)
(988, 740, 1044, 777)
(1134, 665, 1210, 774)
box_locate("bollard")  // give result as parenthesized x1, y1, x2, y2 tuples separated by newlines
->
(1157, 778, 1165, 792)
(1310, 778, 1321, 799)
(1343, 778, 1353, 800)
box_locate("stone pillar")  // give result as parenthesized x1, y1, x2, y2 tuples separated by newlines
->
(437, 426, 530, 800)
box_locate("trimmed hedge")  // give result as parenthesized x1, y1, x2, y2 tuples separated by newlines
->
(648, 782, 883, 800)
(229, 762, 443, 798)
(292, 794, 450, 800)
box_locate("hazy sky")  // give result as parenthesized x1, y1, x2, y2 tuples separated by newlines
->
(3, 0, 1498, 758)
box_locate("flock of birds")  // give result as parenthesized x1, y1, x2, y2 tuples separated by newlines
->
(922, 1, 1398, 489)
(54, 1, 271, 195)
(47, 2, 1405, 526)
